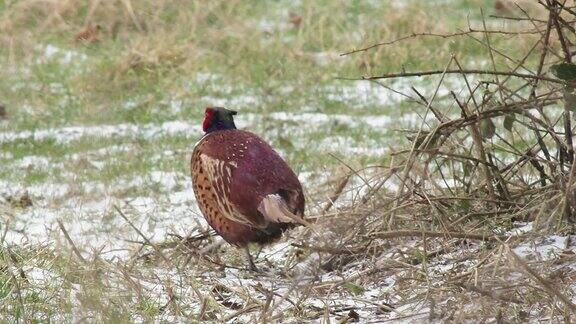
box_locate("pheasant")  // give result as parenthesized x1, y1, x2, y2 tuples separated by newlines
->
(74, 24, 102, 44)
(191, 107, 305, 271)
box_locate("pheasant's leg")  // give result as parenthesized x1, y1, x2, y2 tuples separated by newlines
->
(244, 246, 259, 272)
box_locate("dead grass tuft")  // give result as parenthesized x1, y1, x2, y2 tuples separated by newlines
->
(3, 1, 576, 322)
(302, 1, 576, 321)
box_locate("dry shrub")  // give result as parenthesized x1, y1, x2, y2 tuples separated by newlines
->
(114, 36, 195, 77)
(300, 1, 576, 321)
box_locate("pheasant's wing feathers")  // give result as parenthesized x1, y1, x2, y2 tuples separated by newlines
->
(198, 153, 266, 228)
(258, 194, 310, 227)
(257, 194, 294, 223)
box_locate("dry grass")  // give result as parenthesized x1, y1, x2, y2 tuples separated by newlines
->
(2, 0, 576, 322)
(310, 1, 576, 321)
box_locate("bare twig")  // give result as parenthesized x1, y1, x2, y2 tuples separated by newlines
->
(114, 205, 170, 263)
(507, 245, 576, 313)
(322, 172, 352, 212)
(57, 219, 87, 263)
(390, 56, 454, 228)
(370, 230, 512, 242)
(338, 69, 563, 84)
(341, 28, 545, 56)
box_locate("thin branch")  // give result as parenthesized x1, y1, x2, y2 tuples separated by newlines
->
(114, 205, 171, 263)
(322, 173, 351, 212)
(507, 245, 576, 313)
(370, 230, 513, 242)
(338, 69, 563, 84)
(57, 219, 87, 264)
(341, 28, 545, 56)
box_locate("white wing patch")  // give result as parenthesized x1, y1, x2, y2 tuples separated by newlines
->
(258, 194, 306, 226)
(199, 154, 253, 226)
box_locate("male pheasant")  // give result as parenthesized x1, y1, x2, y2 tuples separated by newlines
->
(191, 107, 305, 270)
(74, 24, 102, 44)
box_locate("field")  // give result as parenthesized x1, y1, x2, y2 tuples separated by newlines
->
(1, 0, 576, 322)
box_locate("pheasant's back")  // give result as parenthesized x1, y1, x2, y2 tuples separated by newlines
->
(191, 129, 304, 246)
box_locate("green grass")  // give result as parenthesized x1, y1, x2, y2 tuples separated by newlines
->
(0, 0, 558, 322)
(0, 0, 536, 187)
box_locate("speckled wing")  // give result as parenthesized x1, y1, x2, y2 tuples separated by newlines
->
(224, 131, 305, 223)
(191, 141, 267, 229)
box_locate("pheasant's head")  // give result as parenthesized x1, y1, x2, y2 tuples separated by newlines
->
(202, 107, 237, 133)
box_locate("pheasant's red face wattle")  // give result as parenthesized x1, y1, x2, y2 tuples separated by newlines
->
(202, 108, 214, 132)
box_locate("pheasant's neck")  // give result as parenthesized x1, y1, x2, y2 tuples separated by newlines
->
(205, 121, 236, 134)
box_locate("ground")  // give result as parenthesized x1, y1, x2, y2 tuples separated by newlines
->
(1, 0, 576, 322)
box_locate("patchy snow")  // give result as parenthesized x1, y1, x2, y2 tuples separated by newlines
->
(168, 99, 183, 114)
(199, 94, 261, 108)
(308, 51, 346, 66)
(195, 72, 221, 84)
(324, 80, 407, 106)
(0, 180, 70, 201)
(399, 111, 435, 125)
(4, 64, 570, 322)
(256, 14, 292, 33)
(23, 266, 64, 287)
(14, 155, 52, 169)
(0, 165, 194, 209)
(513, 235, 569, 261)
(508, 222, 533, 236)
(342, 146, 388, 156)
(2, 189, 203, 260)
(267, 111, 392, 129)
(68, 144, 134, 159)
(38, 44, 87, 65)
(168, 190, 193, 204)
(0, 120, 201, 144)
(316, 136, 389, 156)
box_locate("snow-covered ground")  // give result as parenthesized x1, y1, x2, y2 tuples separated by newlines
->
(1, 50, 575, 321)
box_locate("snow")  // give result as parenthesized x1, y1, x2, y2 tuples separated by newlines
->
(267, 111, 392, 129)
(199, 94, 261, 108)
(168, 99, 183, 114)
(24, 266, 64, 287)
(14, 155, 52, 169)
(0, 121, 201, 144)
(3, 66, 574, 322)
(317, 136, 389, 156)
(324, 81, 407, 106)
(68, 144, 134, 158)
(0, 180, 71, 200)
(257, 18, 291, 33)
(308, 51, 346, 66)
(513, 235, 569, 261)
(508, 222, 533, 236)
(0, 151, 13, 159)
(38, 44, 87, 65)
(195, 72, 221, 84)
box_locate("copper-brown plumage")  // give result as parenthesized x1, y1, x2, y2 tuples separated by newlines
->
(190, 107, 305, 269)
(74, 24, 102, 44)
